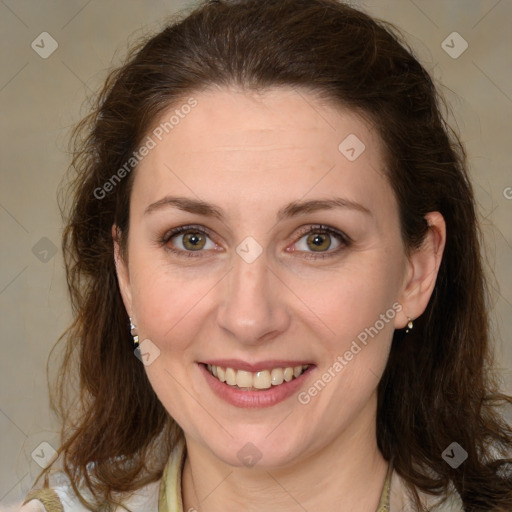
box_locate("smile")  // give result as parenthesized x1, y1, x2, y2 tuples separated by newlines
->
(207, 364, 311, 391)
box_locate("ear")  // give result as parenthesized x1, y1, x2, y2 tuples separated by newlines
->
(394, 211, 446, 329)
(112, 224, 133, 317)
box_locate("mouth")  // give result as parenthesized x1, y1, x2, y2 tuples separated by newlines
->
(200, 362, 313, 391)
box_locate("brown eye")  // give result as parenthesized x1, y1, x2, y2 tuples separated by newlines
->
(305, 232, 332, 252)
(162, 226, 217, 256)
(181, 231, 207, 251)
(295, 230, 342, 253)
(291, 225, 351, 259)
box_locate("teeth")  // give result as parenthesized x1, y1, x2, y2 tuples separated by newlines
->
(271, 368, 284, 385)
(236, 370, 253, 388)
(206, 364, 309, 390)
(225, 367, 237, 386)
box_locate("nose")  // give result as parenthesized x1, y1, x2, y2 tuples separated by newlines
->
(216, 250, 291, 345)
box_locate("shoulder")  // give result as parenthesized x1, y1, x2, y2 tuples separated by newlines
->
(20, 470, 161, 512)
(20, 484, 89, 512)
(20, 439, 187, 512)
(389, 469, 464, 511)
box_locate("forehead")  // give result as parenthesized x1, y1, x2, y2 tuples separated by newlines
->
(131, 86, 392, 221)
(151, 86, 378, 158)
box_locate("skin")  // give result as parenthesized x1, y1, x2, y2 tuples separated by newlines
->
(113, 86, 446, 512)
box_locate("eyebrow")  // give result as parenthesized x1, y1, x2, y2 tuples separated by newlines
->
(144, 195, 372, 221)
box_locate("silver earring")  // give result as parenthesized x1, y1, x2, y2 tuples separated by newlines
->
(405, 318, 414, 334)
(129, 317, 139, 349)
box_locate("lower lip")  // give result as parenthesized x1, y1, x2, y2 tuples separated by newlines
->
(198, 363, 315, 408)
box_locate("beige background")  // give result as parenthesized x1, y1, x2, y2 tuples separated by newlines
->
(1, 0, 511, 509)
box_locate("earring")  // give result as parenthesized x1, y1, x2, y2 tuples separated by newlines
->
(405, 318, 414, 334)
(129, 317, 139, 350)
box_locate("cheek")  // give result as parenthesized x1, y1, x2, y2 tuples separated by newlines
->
(128, 251, 219, 350)
(299, 268, 399, 428)
(294, 253, 403, 342)
(299, 250, 402, 403)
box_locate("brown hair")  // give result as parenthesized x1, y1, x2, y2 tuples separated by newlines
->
(33, 0, 512, 510)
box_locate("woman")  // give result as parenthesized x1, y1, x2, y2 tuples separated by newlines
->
(20, 0, 512, 510)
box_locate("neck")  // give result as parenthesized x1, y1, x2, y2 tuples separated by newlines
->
(181, 393, 388, 512)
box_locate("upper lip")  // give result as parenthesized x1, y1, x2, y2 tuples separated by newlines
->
(200, 359, 314, 372)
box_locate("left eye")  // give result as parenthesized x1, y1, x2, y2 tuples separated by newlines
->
(293, 228, 345, 254)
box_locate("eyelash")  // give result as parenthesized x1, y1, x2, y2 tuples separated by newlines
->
(158, 224, 352, 260)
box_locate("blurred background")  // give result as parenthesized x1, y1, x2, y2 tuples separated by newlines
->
(1, 0, 511, 509)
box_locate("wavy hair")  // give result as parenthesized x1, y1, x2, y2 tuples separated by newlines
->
(32, 0, 512, 510)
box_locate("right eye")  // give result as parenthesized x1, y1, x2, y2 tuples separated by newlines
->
(160, 225, 218, 258)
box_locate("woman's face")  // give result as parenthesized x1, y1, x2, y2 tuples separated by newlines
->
(115, 86, 430, 467)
